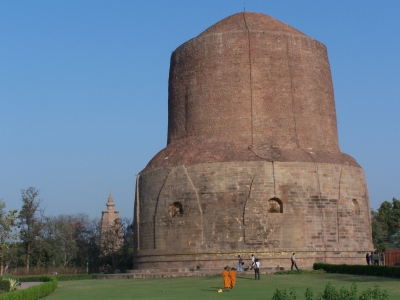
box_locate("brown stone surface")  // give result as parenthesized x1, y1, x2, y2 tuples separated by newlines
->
(134, 161, 372, 269)
(134, 12, 373, 270)
(100, 192, 122, 252)
(145, 12, 342, 172)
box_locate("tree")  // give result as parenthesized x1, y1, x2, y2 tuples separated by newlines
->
(18, 187, 44, 275)
(74, 217, 101, 273)
(372, 197, 400, 251)
(119, 218, 134, 270)
(0, 200, 18, 275)
(100, 218, 123, 270)
(371, 210, 389, 251)
(99, 218, 133, 272)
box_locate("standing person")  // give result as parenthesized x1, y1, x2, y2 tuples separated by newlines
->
(222, 267, 231, 292)
(237, 255, 243, 272)
(229, 267, 236, 289)
(369, 252, 373, 265)
(291, 252, 299, 270)
(366, 253, 370, 265)
(373, 252, 379, 265)
(251, 254, 255, 270)
(254, 259, 260, 280)
(380, 252, 385, 266)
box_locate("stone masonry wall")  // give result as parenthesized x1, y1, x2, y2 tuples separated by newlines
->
(133, 161, 373, 270)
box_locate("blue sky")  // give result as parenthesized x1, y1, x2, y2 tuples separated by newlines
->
(1, 1, 399, 219)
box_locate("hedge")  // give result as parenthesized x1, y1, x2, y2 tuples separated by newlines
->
(274, 269, 327, 275)
(0, 281, 11, 293)
(55, 274, 95, 281)
(0, 276, 57, 300)
(313, 263, 400, 278)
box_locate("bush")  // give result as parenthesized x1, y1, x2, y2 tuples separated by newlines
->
(7, 280, 18, 292)
(0, 276, 57, 300)
(305, 288, 314, 300)
(274, 269, 326, 275)
(272, 288, 297, 300)
(56, 274, 95, 281)
(0, 280, 11, 293)
(18, 276, 52, 283)
(0, 276, 14, 280)
(321, 282, 339, 300)
(301, 282, 387, 300)
(313, 262, 400, 278)
(359, 285, 389, 300)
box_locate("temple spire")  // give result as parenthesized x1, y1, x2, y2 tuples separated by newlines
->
(106, 189, 115, 210)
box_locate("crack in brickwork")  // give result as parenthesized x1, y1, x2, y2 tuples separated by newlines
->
(243, 174, 255, 243)
(314, 162, 325, 248)
(272, 161, 276, 197)
(337, 166, 342, 243)
(243, 174, 256, 226)
(242, 12, 254, 146)
(153, 169, 171, 249)
(286, 35, 300, 148)
(183, 165, 204, 244)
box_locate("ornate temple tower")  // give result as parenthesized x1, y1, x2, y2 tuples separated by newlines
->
(100, 191, 122, 253)
(133, 12, 373, 270)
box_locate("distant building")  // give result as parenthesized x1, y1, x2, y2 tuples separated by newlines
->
(100, 191, 122, 255)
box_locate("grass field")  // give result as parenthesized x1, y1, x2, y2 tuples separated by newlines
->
(44, 273, 400, 300)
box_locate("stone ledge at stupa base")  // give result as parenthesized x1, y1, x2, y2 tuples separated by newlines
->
(93, 266, 286, 279)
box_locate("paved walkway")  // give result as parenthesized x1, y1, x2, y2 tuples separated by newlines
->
(19, 282, 42, 290)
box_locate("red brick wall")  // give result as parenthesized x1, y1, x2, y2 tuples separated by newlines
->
(167, 12, 338, 156)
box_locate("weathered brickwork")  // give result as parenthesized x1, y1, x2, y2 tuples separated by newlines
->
(134, 162, 372, 269)
(133, 12, 373, 271)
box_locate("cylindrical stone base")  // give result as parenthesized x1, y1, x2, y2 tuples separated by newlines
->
(133, 161, 374, 270)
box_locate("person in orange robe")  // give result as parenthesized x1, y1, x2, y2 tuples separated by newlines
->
(229, 267, 236, 289)
(222, 267, 231, 291)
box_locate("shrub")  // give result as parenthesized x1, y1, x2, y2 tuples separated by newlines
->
(0, 276, 57, 300)
(274, 269, 326, 275)
(301, 282, 387, 300)
(322, 282, 339, 300)
(305, 287, 314, 300)
(56, 274, 95, 281)
(0, 276, 14, 280)
(0, 280, 11, 293)
(313, 262, 400, 278)
(359, 285, 389, 300)
(272, 288, 297, 300)
(7, 279, 18, 292)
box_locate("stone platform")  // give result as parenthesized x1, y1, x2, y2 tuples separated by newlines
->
(94, 266, 282, 279)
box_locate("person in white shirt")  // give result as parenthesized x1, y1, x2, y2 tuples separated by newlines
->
(251, 254, 255, 270)
(254, 259, 260, 280)
(291, 252, 299, 270)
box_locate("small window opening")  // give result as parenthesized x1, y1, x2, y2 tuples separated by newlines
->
(352, 199, 360, 215)
(268, 198, 283, 213)
(170, 202, 183, 217)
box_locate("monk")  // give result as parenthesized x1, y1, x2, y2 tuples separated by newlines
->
(229, 267, 236, 289)
(221, 267, 231, 291)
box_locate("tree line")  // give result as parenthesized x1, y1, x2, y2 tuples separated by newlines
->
(371, 197, 400, 251)
(1, 187, 398, 275)
(0, 187, 133, 276)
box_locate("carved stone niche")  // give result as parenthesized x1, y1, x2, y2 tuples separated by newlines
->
(268, 198, 283, 213)
(170, 202, 183, 217)
(352, 199, 360, 215)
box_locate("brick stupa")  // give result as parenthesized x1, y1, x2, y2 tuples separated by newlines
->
(133, 12, 373, 271)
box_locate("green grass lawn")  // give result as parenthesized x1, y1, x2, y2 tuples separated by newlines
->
(44, 273, 400, 300)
